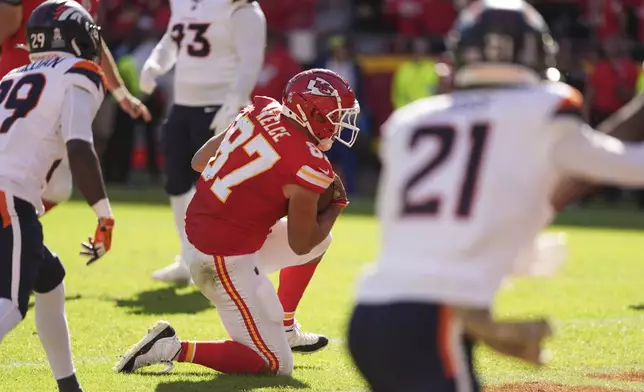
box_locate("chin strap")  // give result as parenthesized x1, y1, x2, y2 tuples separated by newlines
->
(318, 138, 333, 151)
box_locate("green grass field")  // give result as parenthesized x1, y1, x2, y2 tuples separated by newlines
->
(3, 190, 644, 391)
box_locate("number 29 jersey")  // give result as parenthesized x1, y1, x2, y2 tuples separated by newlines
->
(186, 96, 335, 256)
(0, 56, 105, 212)
(357, 82, 583, 308)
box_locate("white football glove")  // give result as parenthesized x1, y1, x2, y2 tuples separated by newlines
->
(139, 61, 160, 96)
(210, 96, 246, 133)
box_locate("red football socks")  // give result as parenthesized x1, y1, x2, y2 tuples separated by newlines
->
(278, 260, 320, 327)
(177, 340, 266, 374)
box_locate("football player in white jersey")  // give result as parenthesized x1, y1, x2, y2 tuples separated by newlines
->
(139, 0, 267, 284)
(0, 1, 114, 391)
(348, 1, 644, 391)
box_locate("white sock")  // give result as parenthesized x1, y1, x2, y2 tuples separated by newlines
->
(0, 298, 22, 343)
(169, 188, 195, 265)
(35, 282, 75, 380)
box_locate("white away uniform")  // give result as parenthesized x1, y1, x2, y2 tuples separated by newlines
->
(349, 81, 644, 392)
(0, 54, 103, 330)
(360, 81, 644, 306)
(0, 56, 104, 214)
(158, 0, 266, 107)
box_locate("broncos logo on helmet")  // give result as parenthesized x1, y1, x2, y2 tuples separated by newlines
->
(27, 0, 102, 63)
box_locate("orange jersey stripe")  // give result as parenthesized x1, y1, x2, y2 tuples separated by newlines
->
(0, 191, 11, 228)
(556, 87, 583, 113)
(214, 256, 280, 373)
(437, 305, 455, 378)
(70, 59, 107, 90)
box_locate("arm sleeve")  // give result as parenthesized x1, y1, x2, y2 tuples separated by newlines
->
(146, 32, 178, 76)
(551, 117, 644, 187)
(230, 3, 266, 102)
(61, 85, 100, 144)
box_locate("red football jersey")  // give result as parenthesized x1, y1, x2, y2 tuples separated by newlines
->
(186, 96, 335, 257)
(0, 0, 100, 78)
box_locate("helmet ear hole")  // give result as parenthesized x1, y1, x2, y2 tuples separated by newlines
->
(314, 111, 326, 123)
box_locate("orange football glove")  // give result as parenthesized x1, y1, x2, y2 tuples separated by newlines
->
(80, 217, 114, 265)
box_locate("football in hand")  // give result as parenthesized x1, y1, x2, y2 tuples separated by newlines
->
(318, 182, 335, 213)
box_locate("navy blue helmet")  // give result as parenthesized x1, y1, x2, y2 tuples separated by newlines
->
(26, 0, 102, 63)
(447, 0, 557, 85)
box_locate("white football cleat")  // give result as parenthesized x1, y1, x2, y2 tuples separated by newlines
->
(151, 256, 193, 284)
(286, 320, 328, 354)
(114, 320, 182, 373)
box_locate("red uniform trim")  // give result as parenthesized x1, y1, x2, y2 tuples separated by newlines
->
(214, 255, 280, 373)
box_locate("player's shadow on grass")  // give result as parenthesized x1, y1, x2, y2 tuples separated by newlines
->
(28, 294, 82, 310)
(110, 287, 211, 315)
(154, 374, 309, 392)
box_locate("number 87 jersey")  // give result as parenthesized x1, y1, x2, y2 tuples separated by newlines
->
(186, 96, 335, 257)
(0, 56, 105, 212)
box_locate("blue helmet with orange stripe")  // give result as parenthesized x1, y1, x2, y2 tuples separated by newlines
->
(446, 0, 558, 88)
(26, 0, 102, 63)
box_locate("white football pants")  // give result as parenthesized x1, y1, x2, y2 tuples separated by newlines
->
(185, 218, 332, 375)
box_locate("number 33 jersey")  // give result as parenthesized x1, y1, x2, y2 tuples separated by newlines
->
(358, 82, 587, 308)
(168, 0, 262, 106)
(186, 96, 335, 257)
(0, 56, 105, 211)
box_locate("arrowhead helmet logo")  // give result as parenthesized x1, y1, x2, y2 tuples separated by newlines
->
(306, 77, 338, 97)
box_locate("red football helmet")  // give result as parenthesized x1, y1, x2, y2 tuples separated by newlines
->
(281, 69, 360, 151)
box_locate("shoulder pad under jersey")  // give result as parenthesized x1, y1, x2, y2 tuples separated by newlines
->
(546, 81, 583, 118)
(63, 58, 106, 97)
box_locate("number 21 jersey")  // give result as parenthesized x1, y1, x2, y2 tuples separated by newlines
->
(186, 96, 335, 257)
(0, 56, 105, 212)
(358, 82, 583, 308)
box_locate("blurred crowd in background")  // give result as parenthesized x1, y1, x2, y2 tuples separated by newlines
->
(16, 0, 644, 201)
